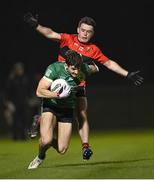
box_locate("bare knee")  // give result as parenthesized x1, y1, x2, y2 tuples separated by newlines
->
(78, 109, 87, 122)
(77, 109, 89, 130)
(77, 97, 87, 120)
(58, 146, 68, 154)
(40, 137, 52, 146)
(79, 109, 87, 118)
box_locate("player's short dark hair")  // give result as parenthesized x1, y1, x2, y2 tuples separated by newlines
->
(78, 16, 96, 28)
(65, 50, 82, 69)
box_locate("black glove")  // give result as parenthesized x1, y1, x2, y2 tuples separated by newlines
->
(126, 70, 144, 86)
(24, 12, 38, 29)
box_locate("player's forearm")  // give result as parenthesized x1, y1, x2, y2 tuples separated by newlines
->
(36, 25, 61, 41)
(36, 25, 53, 38)
(36, 88, 58, 98)
(104, 59, 128, 77)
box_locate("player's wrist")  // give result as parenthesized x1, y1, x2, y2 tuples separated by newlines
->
(56, 92, 60, 97)
(31, 21, 39, 29)
(126, 72, 131, 79)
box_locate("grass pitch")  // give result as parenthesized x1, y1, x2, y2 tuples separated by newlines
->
(1, 129, 154, 179)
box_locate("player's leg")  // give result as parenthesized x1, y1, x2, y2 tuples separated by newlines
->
(38, 112, 55, 159)
(28, 112, 54, 169)
(57, 122, 72, 154)
(76, 95, 93, 160)
(76, 96, 89, 143)
(29, 113, 56, 138)
(29, 114, 41, 138)
(50, 107, 73, 153)
(28, 101, 43, 138)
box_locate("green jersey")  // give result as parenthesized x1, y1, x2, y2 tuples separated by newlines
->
(43, 61, 84, 108)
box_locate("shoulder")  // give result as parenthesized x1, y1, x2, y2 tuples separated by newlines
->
(49, 61, 65, 71)
(44, 62, 64, 79)
(89, 43, 101, 51)
(54, 61, 65, 66)
(61, 33, 76, 40)
(47, 62, 61, 69)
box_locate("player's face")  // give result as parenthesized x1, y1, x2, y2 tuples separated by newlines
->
(67, 65, 79, 77)
(77, 23, 94, 43)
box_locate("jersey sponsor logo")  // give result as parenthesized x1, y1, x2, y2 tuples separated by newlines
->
(73, 42, 86, 52)
(74, 42, 78, 47)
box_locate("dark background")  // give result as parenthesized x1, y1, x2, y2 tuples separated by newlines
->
(0, 0, 154, 132)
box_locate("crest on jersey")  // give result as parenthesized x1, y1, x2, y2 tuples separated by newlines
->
(86, 47, 91, 52)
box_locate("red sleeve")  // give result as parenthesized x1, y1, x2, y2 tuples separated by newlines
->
(60, 33, 70, 47)
(93, 46, 109, 64)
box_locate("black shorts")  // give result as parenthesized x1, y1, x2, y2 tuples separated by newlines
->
(43, 104, 74, 123)
(76, 87, 86, 97)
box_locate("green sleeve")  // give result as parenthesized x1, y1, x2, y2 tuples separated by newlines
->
(44, 64, 57, 80)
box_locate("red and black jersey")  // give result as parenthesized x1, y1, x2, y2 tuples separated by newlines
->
(58, 33, 109, 65)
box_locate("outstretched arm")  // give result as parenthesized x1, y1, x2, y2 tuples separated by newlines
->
(103, 59, 128, 77)
(104, 59, 144, 86)
(24, 12, 61, 41)
(36, 25, 61, 41)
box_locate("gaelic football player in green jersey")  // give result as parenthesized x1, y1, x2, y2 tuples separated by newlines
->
(28, 50, 91, 169)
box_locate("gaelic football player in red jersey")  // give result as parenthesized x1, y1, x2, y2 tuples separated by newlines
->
(24, 13, 143, 160)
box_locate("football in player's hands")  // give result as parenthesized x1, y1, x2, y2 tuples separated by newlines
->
(50, 79, 71, 98)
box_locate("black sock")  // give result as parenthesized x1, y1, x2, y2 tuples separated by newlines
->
(38, 143, 50, 160)
(51, 138, 59, 152)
